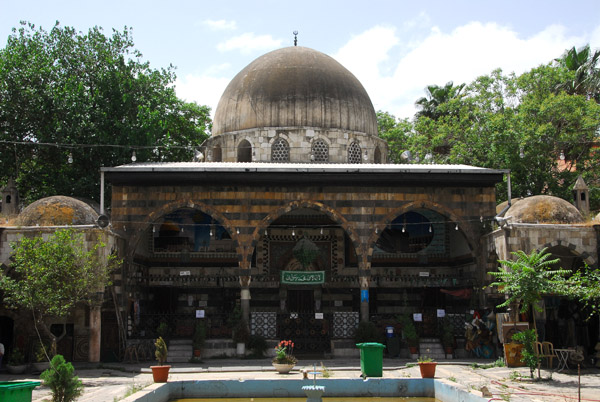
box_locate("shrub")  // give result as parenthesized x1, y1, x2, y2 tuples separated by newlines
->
(354, 321, 381, 343)
(7, 347, 25, 365)
(155, 337, 168, 366)
(247, 334, 268, 357)
(512, 329, 539, 378)
(40, 354, 83, 402)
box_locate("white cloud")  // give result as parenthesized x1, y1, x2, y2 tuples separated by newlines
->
(333, 21, 590, 119)
(217, 33, 283, 54)
(175, 73, 231, 117)
(591, 25, 600, 50)
(203, 19, 237, 31)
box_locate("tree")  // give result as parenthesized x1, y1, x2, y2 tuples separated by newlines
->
(389, 58, 600, 209)
(488, 248, 569, 333)
(554, 44, 600, 102)
(0, 228, 119, 356)
(0, 21, 211, 204)
(415, 81, 465, 120)
(40, 354, 84, 402)
(376, 111, 412, 163)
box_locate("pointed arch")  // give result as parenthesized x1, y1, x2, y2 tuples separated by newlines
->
(249, 200, 362, 257)
(366, 201, 476, 260)
(126, 199, 238, 258)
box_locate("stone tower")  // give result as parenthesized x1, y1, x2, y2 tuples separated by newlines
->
(573, 175, 589, 216)
(1, 178, 19, 216)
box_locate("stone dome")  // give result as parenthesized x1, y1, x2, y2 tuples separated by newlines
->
(212, 46, 378, 136)
(505, 195, 584, 224)
(16, 196, 99, 226)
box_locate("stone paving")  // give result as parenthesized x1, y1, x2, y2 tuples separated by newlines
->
(1, 358, 599, 402)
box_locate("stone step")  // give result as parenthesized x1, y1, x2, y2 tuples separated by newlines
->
(169, 339, 193, 345)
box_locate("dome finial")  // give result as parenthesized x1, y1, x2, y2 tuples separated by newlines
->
(293, 30, 298, 46)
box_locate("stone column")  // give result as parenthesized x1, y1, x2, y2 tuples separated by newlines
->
(88, 292, 103, 362)
(239, 275, 251, 324)
(359, 275, 370, 322)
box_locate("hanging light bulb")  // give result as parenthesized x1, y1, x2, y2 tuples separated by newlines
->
(181, 226, 184, 233)
(68, 152, 73, 164)
(131, 150, 137, 162)
(375, 227, 378, 234)
(559, 150, 565, 161)
(480, 216, 484, 223)
(292, 228, 295, 236)
(152, 225, 156, 233)
(264, 228, 268, 236)
(428, 224, 432, 233)
(320, 227, 324, 235)
(402, 225, 406, 233)
(236, 228, 240, 235)
(123, 225, 127, 232)
(455, 223, 459, 231)
(209, 228, 213, 237)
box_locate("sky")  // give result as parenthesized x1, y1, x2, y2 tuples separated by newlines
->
(2, 0, 600, 120)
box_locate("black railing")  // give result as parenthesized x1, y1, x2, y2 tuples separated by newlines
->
(277, 313, 331, 354)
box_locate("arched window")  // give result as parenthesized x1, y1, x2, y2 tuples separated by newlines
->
(213, 144, 222, 162)
(271, 138, 290, 162)
(374, 146, 382, 164)
(238, 140, 252, 162)
(348, 142, 362, 164)
(311, 139, 329, 162)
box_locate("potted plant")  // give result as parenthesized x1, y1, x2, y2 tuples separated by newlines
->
(151, 337, 170, 383)
(6, 347, 27, 374)
(398, 315, 419, 356)
(32, 341, 53, 372)
(272, 340, 297, 374)
(441, 318, 455, 355)
(192, 321, 206, 357)
(354, 321, 381, 343)
(417, 354, 437, 378)
(156, 321, 170, 340)
(233, 319, 250, 356)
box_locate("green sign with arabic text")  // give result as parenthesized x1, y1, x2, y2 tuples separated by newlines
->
(281, 271, 325, 285)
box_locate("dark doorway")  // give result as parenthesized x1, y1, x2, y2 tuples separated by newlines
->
(279, 288, 330, 355)
(287, 289, 314, 313)
(0, 316, 14, 360)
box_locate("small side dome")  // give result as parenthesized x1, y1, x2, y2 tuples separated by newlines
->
(16, 196, 99, 226)
(506, 195, 584, 224)
(496, 198, 522, 215)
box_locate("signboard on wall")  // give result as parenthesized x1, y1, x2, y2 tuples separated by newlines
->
(281, 271, 325, 284)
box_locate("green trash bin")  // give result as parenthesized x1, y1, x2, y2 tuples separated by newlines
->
(0, 381, 41, 402)
(356, 342, 386, 377)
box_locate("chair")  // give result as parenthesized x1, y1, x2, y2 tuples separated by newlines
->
(535, 341, 555, 369)
(123, 340, 140, 363)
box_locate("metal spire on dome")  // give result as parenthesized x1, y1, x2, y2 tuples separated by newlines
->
(293, 30, 298, 46)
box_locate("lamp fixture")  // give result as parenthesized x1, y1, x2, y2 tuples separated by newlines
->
(131, 150, 137, 162)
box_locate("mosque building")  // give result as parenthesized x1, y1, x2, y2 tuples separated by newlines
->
(1, 44, 598, 362)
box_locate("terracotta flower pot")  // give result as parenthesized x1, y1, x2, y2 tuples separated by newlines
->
(151, 365, 171, 382)
(418, 362, 437, 378)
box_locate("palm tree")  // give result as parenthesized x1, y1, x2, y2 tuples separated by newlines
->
(415, 81, 465, 119)
(555, 44, 600, 102)
(489, 248, 569, 334)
